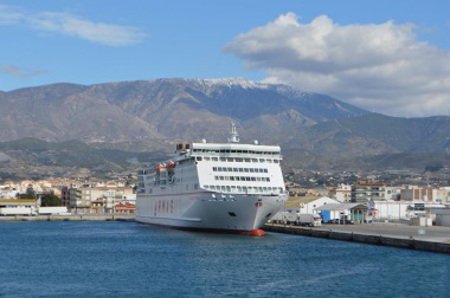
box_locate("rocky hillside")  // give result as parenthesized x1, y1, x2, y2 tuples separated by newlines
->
(0, 78, 449, 174)
(0, 78, 365, 146)
(296, 114, 450, 156)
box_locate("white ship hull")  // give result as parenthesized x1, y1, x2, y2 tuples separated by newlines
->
(136, 125, 288, 235)
(136, 191, 287, 233)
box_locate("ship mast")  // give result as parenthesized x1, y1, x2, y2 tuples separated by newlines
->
(228, 122, 240, 143)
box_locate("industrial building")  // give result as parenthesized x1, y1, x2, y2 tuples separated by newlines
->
(433, 208, 450, 227)
(297, 196, 339, 214)
(369, 200, 412, 221)
(0, 198, 38, 216)
(315, 203, 368, 223)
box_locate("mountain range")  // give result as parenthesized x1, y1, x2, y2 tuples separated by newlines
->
(0, 78, 449, 176)
(0, 78, 366, 144)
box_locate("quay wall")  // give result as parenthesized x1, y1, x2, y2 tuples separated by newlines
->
(0, 214, 135, 222)
(264, 224, 450, 254)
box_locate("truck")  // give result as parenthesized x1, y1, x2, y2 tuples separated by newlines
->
(270, 211, 298, 225)
(297, 213, 322, 227)
(0, 207, 37, 216)
(38, 206, 70, 215)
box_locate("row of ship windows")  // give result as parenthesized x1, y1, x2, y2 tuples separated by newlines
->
(193, 149, 279, 155)
(145, 183, 199, 193)
(203, 185, 283, 193)
(197, 156, 278, 163)
(214, 176, 270, 182)
(213, 167, 268, 173)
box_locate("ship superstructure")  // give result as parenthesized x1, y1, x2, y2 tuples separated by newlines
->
(136, 124, 288, 235)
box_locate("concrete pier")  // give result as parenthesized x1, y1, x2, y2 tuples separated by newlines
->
(0, 214, 135, 222)
(264, 223, 450, 254)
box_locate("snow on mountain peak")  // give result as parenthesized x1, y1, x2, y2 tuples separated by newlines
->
(201, 77, 270, 89)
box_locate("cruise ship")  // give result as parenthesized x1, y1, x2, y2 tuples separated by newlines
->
(136, 124, 288, 236)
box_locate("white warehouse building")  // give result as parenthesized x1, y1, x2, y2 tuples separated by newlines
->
(370, 200, 411, 221)
(297, 196, 340, 215)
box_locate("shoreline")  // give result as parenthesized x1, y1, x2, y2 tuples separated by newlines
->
(0, 214, 135, 222)
(2, 216, 449, 254)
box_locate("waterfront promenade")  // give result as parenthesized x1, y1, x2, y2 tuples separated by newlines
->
(264, 222, 450, 254)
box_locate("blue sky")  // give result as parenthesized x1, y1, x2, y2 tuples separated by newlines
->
(1, 0, 450, 116)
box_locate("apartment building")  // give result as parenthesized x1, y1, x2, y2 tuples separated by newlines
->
(351, 180, 385, 203)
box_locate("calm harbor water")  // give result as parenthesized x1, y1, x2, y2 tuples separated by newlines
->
(0, 221, 448, 298)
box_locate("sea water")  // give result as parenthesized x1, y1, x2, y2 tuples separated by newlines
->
(0, 221, 448, 297)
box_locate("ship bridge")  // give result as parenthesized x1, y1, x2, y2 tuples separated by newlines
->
(190, 143, 282, 160)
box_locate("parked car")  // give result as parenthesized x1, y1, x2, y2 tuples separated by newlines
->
(328, 218, 341, 224)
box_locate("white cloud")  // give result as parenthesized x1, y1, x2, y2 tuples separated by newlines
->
(0, 65, 47, 78)
(0, 4, 145, 46)
(225, 12, 450, 116)
(30, 12, 145, 46)
(0, 4, 23, 24)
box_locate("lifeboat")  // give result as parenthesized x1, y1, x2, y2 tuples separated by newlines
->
(155, 163, 166, 173)
(166, 161, 176, 169)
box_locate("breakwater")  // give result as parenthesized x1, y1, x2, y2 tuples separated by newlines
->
(264, 223, 450, 254)
(0, 214, 135, 222)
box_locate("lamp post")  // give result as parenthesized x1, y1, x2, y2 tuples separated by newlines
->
(112, 196, 116, 220)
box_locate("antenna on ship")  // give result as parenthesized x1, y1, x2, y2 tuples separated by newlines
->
(228, 122, 240, 143)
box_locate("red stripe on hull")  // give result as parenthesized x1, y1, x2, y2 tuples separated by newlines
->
(138, 222, 266, 236)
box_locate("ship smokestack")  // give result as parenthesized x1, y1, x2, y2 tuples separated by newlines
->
(228, 122, 240, 143)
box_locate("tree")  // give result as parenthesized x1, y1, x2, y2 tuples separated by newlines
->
(40, 193, 62, 207)
(17, 193, 36, 200)
(26, 185, 35, 196)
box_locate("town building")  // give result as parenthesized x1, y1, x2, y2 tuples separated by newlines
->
(65, 185, 135, 214)
(433, 187, 450, 203)
(334, 184, 352, 202)
(61, 186, 71, 207)
(383, 186, 402, 200)
(0, 187, 19, 199)
(297, 196, 339, 214)
(401, 186, 434, 201)
(351, 180, 385, 203)
(114, 202, 136, 214)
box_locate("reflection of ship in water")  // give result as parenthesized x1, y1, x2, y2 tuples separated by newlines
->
(136, 123, 288, 235)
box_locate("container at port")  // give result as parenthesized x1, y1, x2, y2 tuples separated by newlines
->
(320, 210, 331, 223)
(38, 207, 70, 215)
(0, 207, 37, 216)
(270, 211, 298, 225)
(297, 213, 322, 227)
(410, 216, 433, 227)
